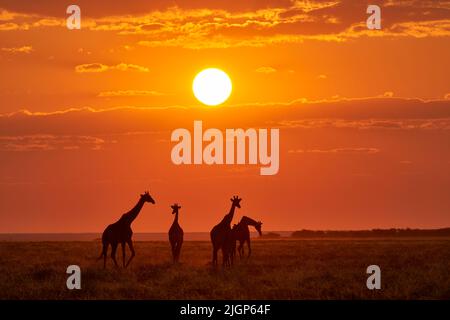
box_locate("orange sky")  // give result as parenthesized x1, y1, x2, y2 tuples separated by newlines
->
(0, 0, 449, 232)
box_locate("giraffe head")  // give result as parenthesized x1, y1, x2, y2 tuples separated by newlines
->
(255, 221, 263, 236)
(171, 203, 181, 214)
(141, 191, 155, 204)
(230, 195, 242, 209)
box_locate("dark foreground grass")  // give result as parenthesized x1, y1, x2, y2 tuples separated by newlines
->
(0, 239, 449, 299)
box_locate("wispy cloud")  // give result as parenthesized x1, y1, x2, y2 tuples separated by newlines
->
(1, 45, 33, 53)
(255, 66, 277, 74)
(0, 22, 20, 31)
(278, 119, 450, 130)
(113, 63, 149, 72)
(289, 147, 381, 154)
(75, 63, 110, 73)
(292, 1, 340, 12)
(98, 90, 165, 97)
(0, 135, 105, 152)
(75, 63, 150, 73)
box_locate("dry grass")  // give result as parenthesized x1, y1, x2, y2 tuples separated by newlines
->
(0, 239, 449, 299)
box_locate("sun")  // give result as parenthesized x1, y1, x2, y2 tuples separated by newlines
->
(193, 68, 232, 106)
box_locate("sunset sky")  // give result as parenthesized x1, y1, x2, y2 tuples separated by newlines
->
(0, 0, 449, 233)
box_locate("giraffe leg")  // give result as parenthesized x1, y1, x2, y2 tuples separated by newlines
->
(170, 240, 176, 263)
(212, 246, 218, 267)
(247, 240, 251, 258)
(103, 242, 109, 269)
(125, 240, 135, 268)
(172, 241, 178, 263)
(176, 241, 183, 263)
(110, 243, 118, 267)
(238, 241, 244, 259)
(222, 248, 230, 267)
(229, 247, 234, 266)
(121, 242, 126, 267)
(222, 249, 227, 267)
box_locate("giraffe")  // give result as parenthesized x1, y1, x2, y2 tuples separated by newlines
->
(168, 203, 184, 263)
(234, 216, 262, 259)
(222, 223, 238, 267)
(98, 191, 155, 268)
(210, 195, 242, 267)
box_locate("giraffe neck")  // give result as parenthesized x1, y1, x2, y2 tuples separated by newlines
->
(240, 216, 258, 227)
(124, 198, 145, 225)
(173, 211, 179, 225)
(223, 204, 236, 225)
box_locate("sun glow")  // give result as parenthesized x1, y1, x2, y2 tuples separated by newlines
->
(193, 68, 232, 106)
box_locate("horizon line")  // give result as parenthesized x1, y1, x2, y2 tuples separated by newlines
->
(2, 227, 450, 235)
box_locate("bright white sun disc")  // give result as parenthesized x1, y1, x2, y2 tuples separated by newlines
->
(193, 68, 232, 106)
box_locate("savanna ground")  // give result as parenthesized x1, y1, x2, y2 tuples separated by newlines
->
(0, 239, 449, 300)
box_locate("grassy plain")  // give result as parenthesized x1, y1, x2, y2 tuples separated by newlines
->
(0, 239, 449, 299)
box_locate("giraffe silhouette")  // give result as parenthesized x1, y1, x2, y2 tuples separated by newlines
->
(210, 196, 241, 267)
(168, 203, 184, 263)
(222, 223, 238, 267)
(234, 216, 262, 259)
(98, 191, 155, 268)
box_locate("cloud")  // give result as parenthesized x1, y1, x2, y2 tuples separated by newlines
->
(0, 9, 16, 21)
(0, 10, 64, 31)
(383, 1, 446, 10)
(317, 74, 327, 79)
(1, 2, 449, 48)
(0, 135, 105, 152)
(0, 9, 29, 22)
(0, 97, 449, 138)
(113, 63, 149, 72)
(445, 93, 450, 100)
(75, 63, 149, 73)
(1, 45, 33, 53)
(289, 147, 381, 154)
(386, 20, 450, 38)
(74, 63, 109, 73)
(98, 90, 165, 97)
(255, 66, 277, 73)
(291, 0, 339, 12)
(0, 22, 20, 31)
(278, 118, 450, 130)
